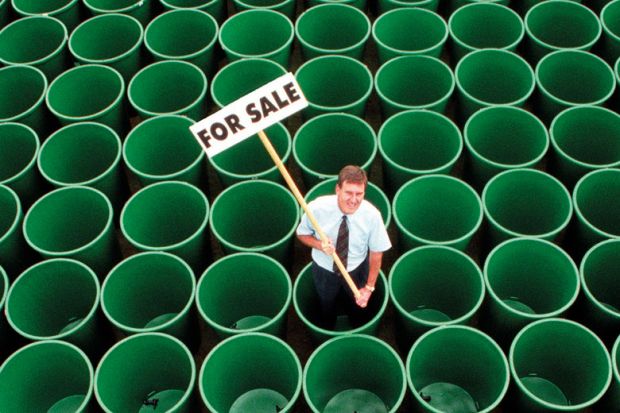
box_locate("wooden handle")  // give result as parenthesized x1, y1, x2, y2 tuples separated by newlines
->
(257, 130, 361, 299)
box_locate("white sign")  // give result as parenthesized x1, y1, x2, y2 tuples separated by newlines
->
(190, 72, 308, 158)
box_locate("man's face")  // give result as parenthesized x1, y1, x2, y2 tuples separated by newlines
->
(336, 181, 365, 215)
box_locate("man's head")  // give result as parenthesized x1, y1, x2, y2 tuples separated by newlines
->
(335, 165, 367, 215)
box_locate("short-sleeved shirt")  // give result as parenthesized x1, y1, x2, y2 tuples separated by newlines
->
(296, 195, 392, 272)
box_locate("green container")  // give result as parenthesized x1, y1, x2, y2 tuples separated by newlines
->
(484, 237, 580, 346)
(0, 65, 49, 138)
(378, 0, 438, 14)
(295, 54, 373, 118)
(232, 0, 296, 19)
(220, 9, 293, 67)
(510, 318, 612, 412)
(11, 0, 80, 30)
(0, 0, 8, 28)
(482, 168, 573, 245)
(293, 262, 388, 343)
(579, 239, 620, 345)
(145, 9, 218, 76)
(38, 122, 126, 211)
(464, 105, 549, 190)
(102, 252, 196, 343)
(200, 332, 302, 413)
(378, 110, 462, 195)
(210, 57, 286, 107)
(23, 186, 119, 276)
(209, 179, 299, 266)
(95, 333, 196, 413)
(83, 0, 153, 26)
(524, 0, 601, 63)
(296, 3, 370, 60)
(455, 49, 535, 121)
(304, 334, 406, 413)
(5, 259, 100, 351)
(46, 64, 127, 136)
(598, 334, 620, 412)
(305, 177, 391, 227)
(407, 325, 509, 413)
(0, 265, 9, 352)
(293, 112, 377, 188)
(550, 106, 620, 188)
(0, 122, 43, 207)
(0, 340, 94, 412)
(572, 168, 620, 249)
(372, 7, 448, 64)
(69, 13, 144, 83)
(0, 15, 69, 80)
(123, 115, 207, 188)
(374, 55, 454, 119)
(196, 252, 291, 339)
(120, 181, 210, 273)
(393, 175, 483, 251)
(389, 246, 485, 349)
(449, 2, 524, 62)
(535, 50, 616, 124)
(208, 122, 290, 187)
(601, 0, 620, 64)
(128, 60, 207, 121)
(159, 0, 226, 24)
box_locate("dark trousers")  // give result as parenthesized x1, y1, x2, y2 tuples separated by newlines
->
(311, 256, 369, 329)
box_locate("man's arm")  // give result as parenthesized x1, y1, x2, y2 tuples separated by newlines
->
(297, 234, 334, 256)
(356, 250, 383, 308)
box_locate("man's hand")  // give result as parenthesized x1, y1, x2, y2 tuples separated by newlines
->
(321, 238, 335, 256)
(355, 287, 373, 308)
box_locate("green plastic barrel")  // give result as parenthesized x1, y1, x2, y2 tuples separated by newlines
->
(209, 179, 299, 266)
(535, 50, 616, 124)
(0, 15, 69, 80)
(295, 54, 373, 119)
(11, 0, 80, 30)
(200, 332, 302, 413)
(378, 110, 462, 195)
(159, 0, 226, 24)
(374, 55, 454, 119)
(5, 259, 101, 351)
(23, 186, 119, 276)
(510, 318, 612, 412)
(196, 253, 291, 339)
(304, 334, 406, 413)
(220, 9, 293, 67)
(482, 168, 573, 245)
(0, 0, 8, 28)
(378, 0, 438, 14)
(572, 168, 620, 251)
(393, 175, 483, 251)
(295, 3, 370, 60)
(305, 177, 391, 227)
(0, 340, 94, 412)
(69, 13, 144, 83)
(232, 0, 296, 19)
(123, 115, 208, 188)
(102, 252, 196, 345)
(464, 105, 549, 190)
(580, 239, 620, 346)
(407, 325, 509, 413)
(293, 262, 388, 343)
(601, 0, 620, 64)
(121, 181, 210, 273)
(389, 246, 485, 349)
(455, 48, 535, 121)
(483, 237, 580, 346)
(0, 265, 8, 352)
(0, 65, 49, 138)
(145, 9, 218, 76)
(128, 60, 207, 121)
(95, 333, 196, 413)
(599, 335, 620, 412)
(83, 0, 153, 26)
(210, 57, 286, 108)
(524, 0, 601, 63)
(208, 122, 291, 188)
(549, 106, 620, 188)
(38, 122, 126, 211)
(449, 2, 524, 62)
(293, 112, 377, 188)
(372, 7, 447, 64)
(0, 123, 43, 207)
(46, 64, 127, 136)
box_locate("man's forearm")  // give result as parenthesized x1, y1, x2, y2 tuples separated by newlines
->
(297, 234, 322, 250)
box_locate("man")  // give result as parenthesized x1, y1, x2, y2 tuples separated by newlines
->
(296, 165, 391, 329)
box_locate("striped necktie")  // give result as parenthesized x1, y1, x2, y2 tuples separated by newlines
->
(333, 215, 349, 272)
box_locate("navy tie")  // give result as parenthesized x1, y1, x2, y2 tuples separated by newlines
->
(333, 215, 349, 272)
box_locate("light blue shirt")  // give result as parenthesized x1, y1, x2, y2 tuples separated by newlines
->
(297, 195, 392, 272)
